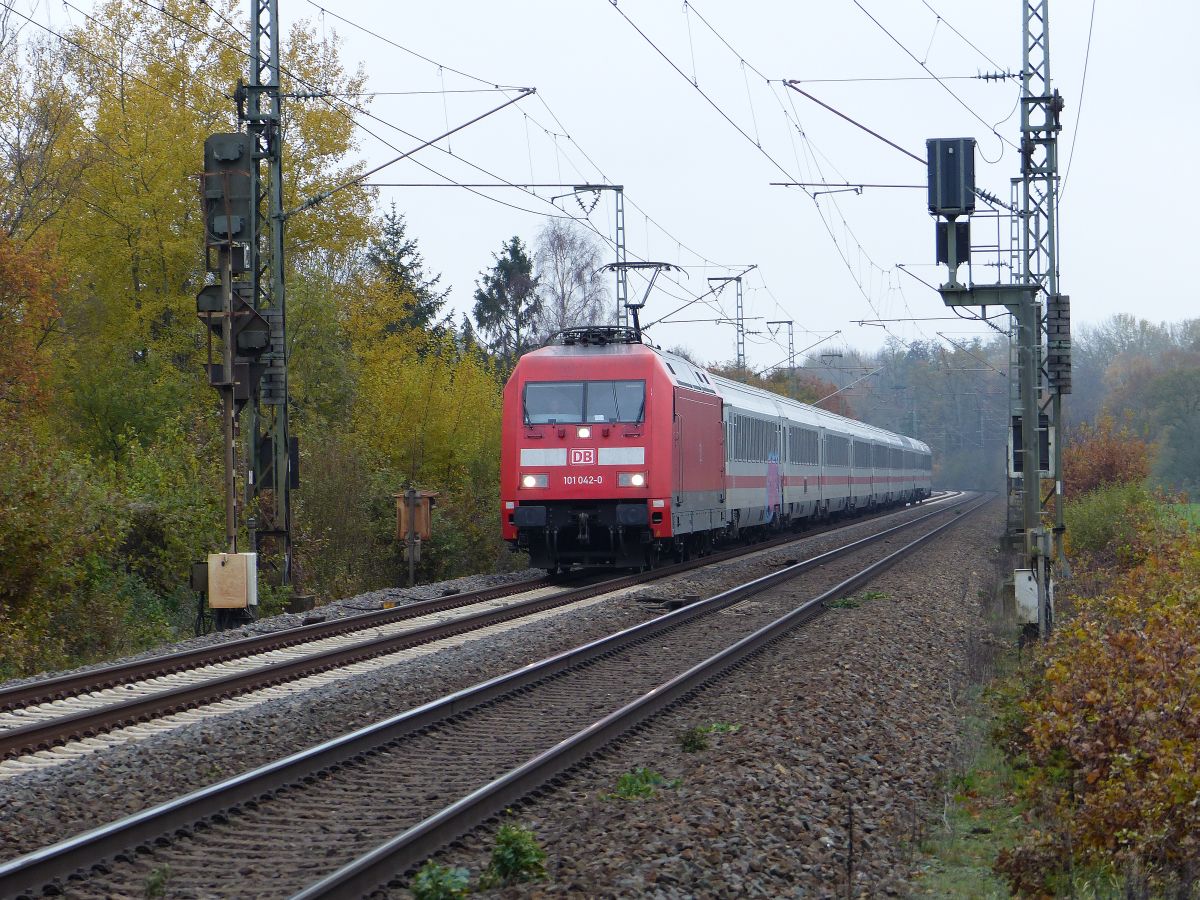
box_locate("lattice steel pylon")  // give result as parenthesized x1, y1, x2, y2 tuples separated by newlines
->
(239, 0, 293, 584)
(563, 185, 627, 326)
(613, 187, 628, 328)
(1015, 0, 1069, 635)
(707, 276, 746, 369)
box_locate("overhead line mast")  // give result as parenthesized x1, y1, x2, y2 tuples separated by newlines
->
(1015, 0, 1070, 594)
(196, 3, 540, 611)
(926, 1, 1070, 640)
(551, 185, 628, 327)
(239, 0, 293, 584)
(708, 275, 746, 370)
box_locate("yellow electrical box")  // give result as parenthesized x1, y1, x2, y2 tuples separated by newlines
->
(207, 552, 258, 609)
(395, 490, 438, 542)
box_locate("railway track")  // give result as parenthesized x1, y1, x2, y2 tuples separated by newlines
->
(0, 491, 985, 899)
(0, 494, 959, 770)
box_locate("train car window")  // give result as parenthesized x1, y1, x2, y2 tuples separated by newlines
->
(824, 434, 849, 467)
(523, 381, 584, 424)
(790, 427, 818, 465)
(586, 380, 645, 423)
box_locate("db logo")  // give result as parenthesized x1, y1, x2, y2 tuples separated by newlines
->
(569, 448, 596, 466)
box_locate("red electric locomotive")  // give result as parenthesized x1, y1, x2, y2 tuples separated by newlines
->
(501, 326, 931, 572)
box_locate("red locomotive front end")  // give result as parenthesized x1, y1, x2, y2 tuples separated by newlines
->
(500, 332, 674, 571)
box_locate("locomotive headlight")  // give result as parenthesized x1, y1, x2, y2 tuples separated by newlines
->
(577, 426, 591, 438)
(618, 472, 646, 487)
(521, 473, 549, 488)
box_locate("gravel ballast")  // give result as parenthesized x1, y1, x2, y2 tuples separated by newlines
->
(0, 568, 545, 693)
(0, 497, 989, 889)
(397, 500, 1005, 898)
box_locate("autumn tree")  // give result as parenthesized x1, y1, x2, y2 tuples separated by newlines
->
(0, 0, 390, 668)
(1069, 314, 1184, 427)
(1062, 416, 1152, 499)
(472, 236, 542, 369)
(1137, 363, 1200, 494)
(0, 235, 65, 418)
(341, 328, 509, 584)
(286, 256, 357, 429)
(0, 12, 89, 240)
(533, 219, 609, 339)
(35, 1, 375, 452)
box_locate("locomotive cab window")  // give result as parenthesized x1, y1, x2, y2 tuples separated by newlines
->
(586, 380, 645, 423)
(523, 380, 645, 424)
(523, 381, 583, 424)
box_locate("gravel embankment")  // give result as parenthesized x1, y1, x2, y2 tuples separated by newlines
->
(0, 499, 977, 869)
(400, 500, 1004, 899)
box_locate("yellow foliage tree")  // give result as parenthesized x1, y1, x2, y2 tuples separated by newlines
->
(352, 328, 502, 495)
(20, 0, 378, 454)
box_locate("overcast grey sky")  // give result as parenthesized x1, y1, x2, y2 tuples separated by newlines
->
(31, 1, 1200, 369)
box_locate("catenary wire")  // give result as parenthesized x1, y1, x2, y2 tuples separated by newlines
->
(918, 0, 1008, 73)
(1059, 0, 1096, 202)
(852, 1, 1018, 157)
(305, 0, 524, 90)
(253, 2, 744, 320)
(609, 0, 906, 343)
(676, 1, 948, 348)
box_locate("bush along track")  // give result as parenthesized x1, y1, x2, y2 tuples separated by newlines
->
(917, 483, 1200, 898)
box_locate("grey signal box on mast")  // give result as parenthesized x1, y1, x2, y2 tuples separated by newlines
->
(203, 134, 253, 248)
(927, 138, 976, 288)
(926, 138, 976, 218)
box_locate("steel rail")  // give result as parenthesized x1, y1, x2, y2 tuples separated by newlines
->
(0, 492, 977, 898)
(0, 578, 558, 712)
(0, 495, 958, 759)
(0, 492, 953, 714)
(0, 573, 629, 759)
(297, 492, 990, 899)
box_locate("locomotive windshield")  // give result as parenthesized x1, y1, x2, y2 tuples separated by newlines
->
(523, 380, 645, 424)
